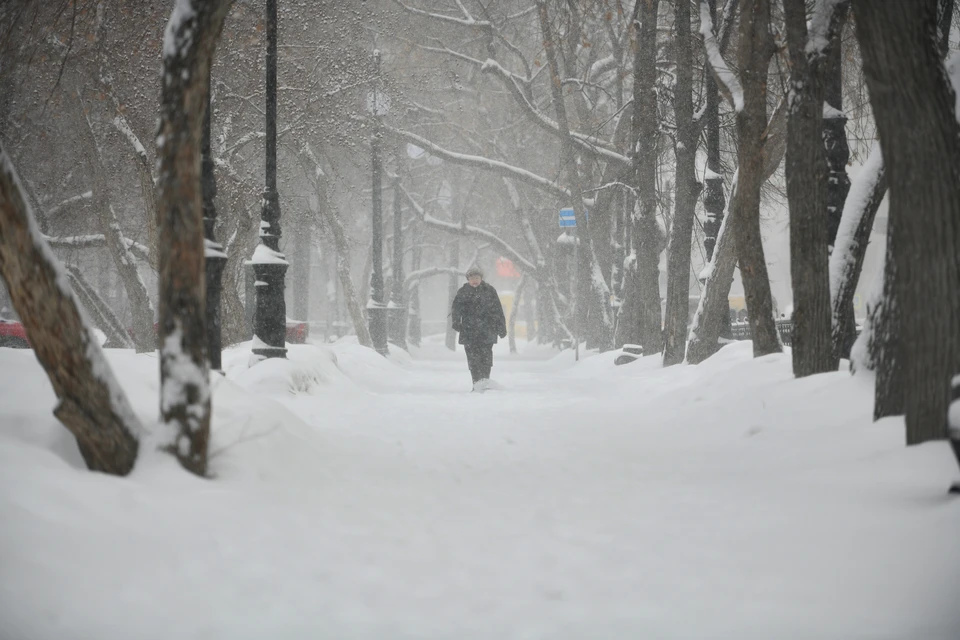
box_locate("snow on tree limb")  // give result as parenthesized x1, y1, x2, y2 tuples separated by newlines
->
(397, 182, 538, 274)
(384, 124, 571, 200)
(47, 191, 92, 217)
(404, 266, 465, 290)
(806, 0, 842, 57)
(480, 59, 631, 170)
(699, 0, 744, 112)
(44, 233, 151, 261)
(391, 0, 491, 27)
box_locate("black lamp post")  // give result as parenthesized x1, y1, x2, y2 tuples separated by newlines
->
(202, 89, 227, 371)
(367, 49, 389, 355)
(251, 0, 288, 360)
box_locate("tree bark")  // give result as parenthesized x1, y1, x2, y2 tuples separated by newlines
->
(0, 146, 141, 475)
(664, 0, 701, 366)
(735, 0, 782, 358)
(156, 0, 234, 476)
(628, 0, 665, 355)
(829, 143, 886, 361)
(853, 0, 960, 444)
(823, 1, 851, 250)
(784, 0, 837, 376)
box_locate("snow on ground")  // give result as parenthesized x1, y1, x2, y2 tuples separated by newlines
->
(0, 337, 958, 639)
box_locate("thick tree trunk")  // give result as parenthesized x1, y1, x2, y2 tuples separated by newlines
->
(156, 0, 234, 476)
(65, 265, 134, 349)
(853, 0, 960, 444)
(830, 143, 886, 360)
(784, 0, 837, 377)
(629, 0, 665, 355)
(0, 146, 141, 475)
(735, 0, 782, 358)
(664, 0, 701, 367)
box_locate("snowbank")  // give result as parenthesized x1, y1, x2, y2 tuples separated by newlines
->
(0, 340, 957, 639)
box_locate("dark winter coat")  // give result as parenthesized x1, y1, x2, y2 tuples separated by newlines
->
(451, 281, 507, 345)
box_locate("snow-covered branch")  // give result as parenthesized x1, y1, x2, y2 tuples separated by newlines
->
(44, 232, 150, 263)
(480, 58, 631, 170)
(699, 0, 744, 112)
(398, 182, 538, 275)
(113, 115, 149, 168)
(391, 0, 491, 28)
(404, 266, 465, 290)
(47, 191, 92, 217)
(384, 124, 571, 200)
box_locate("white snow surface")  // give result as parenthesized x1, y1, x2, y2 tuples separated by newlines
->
(1, 338, 959, 639)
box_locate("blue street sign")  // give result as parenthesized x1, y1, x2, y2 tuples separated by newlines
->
(559, 207, 576, 228)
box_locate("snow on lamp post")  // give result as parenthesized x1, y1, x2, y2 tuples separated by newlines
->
(202, 87, 227, 371)
(367, 50, 390, 356)
(250, 0, 288, 361)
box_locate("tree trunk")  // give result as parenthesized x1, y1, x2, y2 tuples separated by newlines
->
(663, 0, 701, 367)
(629, 0, 665, 355)
(735, 0, 782, 358)
(156, 0, 234, 476)
(784, 0, 837, 376)
(0, 146, 141, 475)
(853, 0, 960, 444)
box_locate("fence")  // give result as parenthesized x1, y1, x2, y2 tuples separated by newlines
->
(730, 320, 794, 346)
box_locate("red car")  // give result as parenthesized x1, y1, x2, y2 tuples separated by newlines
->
(285, 319, 308, 344)
(0, 318, 29, 349)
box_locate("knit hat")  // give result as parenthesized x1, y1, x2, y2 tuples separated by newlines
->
(465, 266, 483, 279)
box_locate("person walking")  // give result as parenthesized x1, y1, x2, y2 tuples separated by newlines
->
(451, 266, 507, 392)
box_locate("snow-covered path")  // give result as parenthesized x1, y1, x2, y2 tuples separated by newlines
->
(1, 339, 959, 639)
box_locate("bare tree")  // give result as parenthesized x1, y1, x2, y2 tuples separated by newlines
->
(156, 0, 234, 476)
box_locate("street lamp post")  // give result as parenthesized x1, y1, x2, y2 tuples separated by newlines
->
(367, 49, 389, 355)
(250, 0, 288, 360)
(202, 89, 227, 370)
(389, 175, 406, 349)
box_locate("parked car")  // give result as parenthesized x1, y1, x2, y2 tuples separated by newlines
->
(0, 318, 29, 349)
(285, 319, 309, 344)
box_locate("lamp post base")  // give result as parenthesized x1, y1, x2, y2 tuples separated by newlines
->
(252, 260, 288, 360)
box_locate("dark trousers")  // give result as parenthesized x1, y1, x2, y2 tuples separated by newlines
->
(464, 342, 494, 383)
